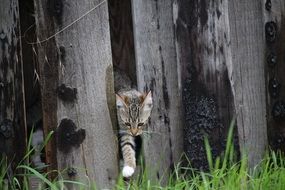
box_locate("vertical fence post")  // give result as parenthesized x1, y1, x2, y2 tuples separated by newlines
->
(174, 0, 238, 169)
(175, 0, 268, 169)
(228, 0, 267, 168)
(0, 0, 27, 168)
(263, 0, 285, 151)
(33, 0, 118, 188)
(132, 0, 183, 183)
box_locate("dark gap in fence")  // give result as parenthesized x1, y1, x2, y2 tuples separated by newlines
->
(19, 0, 44, 160)
(108, 0, 137, 85)
(19, 0, 46, 187)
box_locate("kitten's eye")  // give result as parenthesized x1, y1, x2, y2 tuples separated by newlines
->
(138, 123, 144, 127)
(125, 122, 131, 127)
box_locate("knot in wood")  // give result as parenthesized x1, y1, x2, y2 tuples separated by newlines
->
(57, 118, 86, 153)
(0, 119, 13, 139)
(57, 84, 77, 103)
(67, 167, 77, 177)
(265, 0, 272, 11)
(265, 21, 277, 43)
(272, 101, 285, 120)
(59, 46, 66, 61)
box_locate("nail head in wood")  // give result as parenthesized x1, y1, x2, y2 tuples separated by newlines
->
(269, 78, 281, 99)
(267, 52, 277, 68)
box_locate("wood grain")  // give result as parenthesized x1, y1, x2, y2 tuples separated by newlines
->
(228, 0, 268, 168)
(33, 0, 59, 179)
(132, 0, 183, 183)
(0, 0, 27, 166)
(175, 0, 268, 169)
(174, 0, 237, 169)
(33, 0, 118, 188)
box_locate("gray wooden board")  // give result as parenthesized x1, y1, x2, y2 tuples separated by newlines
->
(132, 0, 183, 183)
(0, 0, 27, 165)
(33, 0, 60, 179)
(34, 0, 118, 189)
(174, 0, 238, 170)
(228, 0, 268, 168)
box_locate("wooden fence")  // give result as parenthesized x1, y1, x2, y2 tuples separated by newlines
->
(0, 0, 26, 170)
(1, 0, 285, 189)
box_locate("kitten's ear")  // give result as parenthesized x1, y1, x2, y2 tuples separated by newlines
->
(116, 94, 127, 108)
(140, 91, 153, 122)
(142, 91, 153, 111)
(116, 94, 129, 122)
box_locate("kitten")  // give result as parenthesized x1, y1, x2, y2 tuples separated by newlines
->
(26, 99, 45, 168)
(115, 68, 153, 178)
(31, 128, 45, 168)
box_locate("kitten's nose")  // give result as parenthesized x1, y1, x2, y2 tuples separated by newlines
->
(130, 128, 138, 136)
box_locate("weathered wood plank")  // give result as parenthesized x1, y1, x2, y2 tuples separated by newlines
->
(174, 0, 238, 169)
(228, 0, 268, 168)
(34, 0, 118, 188)
(132, 0, 183, 183)
(33, 0, 59, 178)
(175, 0, 268, 169)
(0, 0, 26, 166)
(263, 0, 285, 152)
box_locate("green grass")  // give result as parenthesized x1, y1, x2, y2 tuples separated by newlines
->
(1, 125, 285, 189)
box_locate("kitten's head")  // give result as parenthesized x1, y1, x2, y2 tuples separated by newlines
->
(116, 91, 153, 136)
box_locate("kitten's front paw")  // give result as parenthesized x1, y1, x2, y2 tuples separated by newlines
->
(122, 166, 134, 178)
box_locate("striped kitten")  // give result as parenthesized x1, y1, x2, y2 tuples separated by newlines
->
(115, 68, 153, 178)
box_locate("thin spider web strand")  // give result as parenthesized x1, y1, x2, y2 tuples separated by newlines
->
(28, 0, 106, 45)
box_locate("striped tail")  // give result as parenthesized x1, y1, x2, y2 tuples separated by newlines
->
(120, 134, 136, 178)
